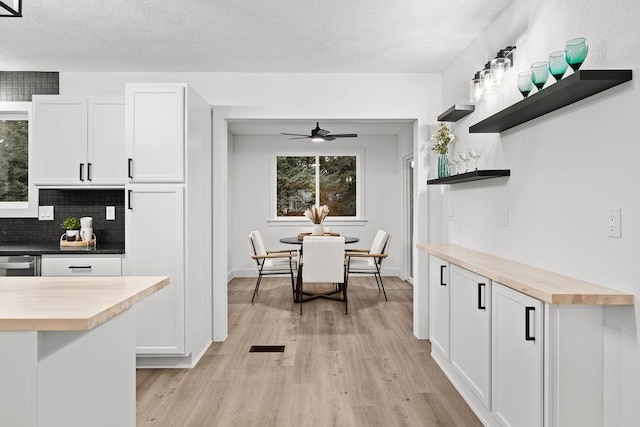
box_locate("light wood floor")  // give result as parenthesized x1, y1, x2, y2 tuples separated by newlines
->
(136, 276, 481, 426)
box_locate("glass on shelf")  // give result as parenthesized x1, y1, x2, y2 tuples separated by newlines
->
(517, 71, 534, 98)
(548, 50, 568, 82)
(468, 148, 484, 171)
(457, 151, 471, 173)
(530, 61, 549, 91)
(565, 37, 588, 72)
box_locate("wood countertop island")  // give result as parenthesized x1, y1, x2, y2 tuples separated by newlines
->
(417, 243, 633, 305)
(0, 276, 169, 427)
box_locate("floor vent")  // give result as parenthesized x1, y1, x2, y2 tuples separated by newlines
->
(249, 345, 285, 353)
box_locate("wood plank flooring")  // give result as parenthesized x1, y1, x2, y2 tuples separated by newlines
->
(136, 276, 481, 426)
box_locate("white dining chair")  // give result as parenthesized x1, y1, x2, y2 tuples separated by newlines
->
(247, 230, 298, 303)
(298, 236, 347, 314)
(346, 230, 391, 300)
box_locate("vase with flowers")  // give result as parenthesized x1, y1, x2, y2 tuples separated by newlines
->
(304, 205, 330, 235)
(431, 123, 455, 178)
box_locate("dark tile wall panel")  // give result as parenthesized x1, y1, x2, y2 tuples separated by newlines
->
(0, 189, 125, 244)
(0, 71, 59, 101)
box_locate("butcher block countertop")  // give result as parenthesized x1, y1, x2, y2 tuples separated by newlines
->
(0, 276, 169, 331)
(417, 243, 633, 305)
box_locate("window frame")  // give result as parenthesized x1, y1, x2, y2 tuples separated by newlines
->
(269, 148, 366, 225)
(0, 102, 38, 218)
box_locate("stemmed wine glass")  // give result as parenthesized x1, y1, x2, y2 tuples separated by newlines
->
(517, 71, 534, 98)
(565, 37, 588, 72)
(548, 50, 568, 82)
(530, 61, 549, 91)
(457, 151, 471, 173)
(468, 148, 484, 171)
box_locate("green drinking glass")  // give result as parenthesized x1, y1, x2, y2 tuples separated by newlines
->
(565, 37, 588, 71)
(548, 50, 568, 81)
(530, 61, 549, 90)
(517, 71, 534, 98)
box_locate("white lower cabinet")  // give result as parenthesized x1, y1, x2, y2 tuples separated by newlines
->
(450, 265, 491, 407)
(429, 256, 450, 359)
(41, 255, 122, 277)
(492, 282, 543, 427)
(126, 187, 185, 355)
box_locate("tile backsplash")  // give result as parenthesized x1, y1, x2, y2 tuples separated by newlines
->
(0, 189, 125, 244)
(0, 71, 59, 102)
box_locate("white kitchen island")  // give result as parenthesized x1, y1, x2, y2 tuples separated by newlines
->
(0, 276, 169, 427)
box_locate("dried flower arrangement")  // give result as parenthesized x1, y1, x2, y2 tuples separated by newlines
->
(431, 123, 455, 154)
(304, 205, 329, 224)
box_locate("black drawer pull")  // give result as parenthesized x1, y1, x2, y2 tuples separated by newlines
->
(128, 158, 133, 179)
(128, 189, 133, 210)
(68, 265, 92, 269)
(87, 162, 92, 181)
(525, 306, 535, 341)
(79, 163, 85, 181)
(477, 282, 486, 310)
(440, 265, 446, 286)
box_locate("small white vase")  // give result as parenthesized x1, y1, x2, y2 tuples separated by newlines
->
(311, 224, 324, 235)
(66, 230, 80, 241)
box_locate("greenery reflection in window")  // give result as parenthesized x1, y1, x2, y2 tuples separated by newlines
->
(276, 155, 357, 217)
(0, 120, 28, 202)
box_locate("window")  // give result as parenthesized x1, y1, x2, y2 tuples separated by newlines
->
(273, 150, 362, 220)
(0, 102, 37, 217)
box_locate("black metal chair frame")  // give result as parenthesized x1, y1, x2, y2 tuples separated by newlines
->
(345, 238, 390, 301)
(250, 238, 297, 303)
(295, 257, 349, 314)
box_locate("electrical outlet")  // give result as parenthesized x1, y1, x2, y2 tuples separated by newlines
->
(38, 206, 54, 221)
(501, 207, 509, 227)
(447, 205, 454, 221)
(607, 208, 621, 238)
(106, 206, 116, 221)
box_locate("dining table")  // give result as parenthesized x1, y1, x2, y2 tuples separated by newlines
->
(279, 235, 359, 303)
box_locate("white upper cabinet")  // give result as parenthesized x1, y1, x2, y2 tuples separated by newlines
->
(87, 99, 126, 185)
(126, 85, 185, 183)
(33, 96, 125, 186)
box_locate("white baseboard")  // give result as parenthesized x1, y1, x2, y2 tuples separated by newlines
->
(229, 268, 402, 280)
(136, 340, 212, 369)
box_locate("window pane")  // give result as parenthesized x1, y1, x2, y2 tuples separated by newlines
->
(319, 155, 356, 217)
(276, 156, 315, 216)
(0, 120, 28, 202)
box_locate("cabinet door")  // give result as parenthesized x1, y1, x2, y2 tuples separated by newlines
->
(450, 265, 491, 407)
(126, 86, 184, 183)
(87, 98, 125, 185)
(33, 97, 87, 185)
(429, 255, 450, 359)
(126, 187, 185, 354)
(492, 283, 543, 427)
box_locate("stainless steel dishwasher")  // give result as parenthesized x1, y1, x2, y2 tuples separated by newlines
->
(0, 255, 40, 276)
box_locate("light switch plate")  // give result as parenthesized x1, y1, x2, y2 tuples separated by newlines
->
(607, 208, 621, 238)
(38, 206, 54, 221)
(501, 207, 509, 227)
(106, 206, 115, 221)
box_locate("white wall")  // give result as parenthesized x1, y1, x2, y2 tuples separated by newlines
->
(438, 0, 640, 424)
(59, 72, 442, 341)
(230, 134, 405, 278)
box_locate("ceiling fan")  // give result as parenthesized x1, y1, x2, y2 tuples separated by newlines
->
(280, 122, 357, 142)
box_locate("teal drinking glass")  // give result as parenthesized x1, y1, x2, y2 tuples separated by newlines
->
(517, 71, 534, 98)
(565, 37, 588, 71)
(548, 50, 568, 81)
(530, 61, 549, 90)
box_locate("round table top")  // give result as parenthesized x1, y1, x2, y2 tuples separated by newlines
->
(279, 236, 359, 245)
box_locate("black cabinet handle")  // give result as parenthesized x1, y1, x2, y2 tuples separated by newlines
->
(69, 265, 91, 269)
(128, 190, 133, 210)
(128, 158, 133, 179)
(79, 163, 85, 181)
(440, 265, 446, 286)
(87, 162, 92, 181)
(525, 306, 535, 341)
(477, 283, 486, 310)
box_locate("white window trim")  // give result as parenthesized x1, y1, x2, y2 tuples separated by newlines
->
(0, 102, 38, 218)
(269, 148, 366, 225)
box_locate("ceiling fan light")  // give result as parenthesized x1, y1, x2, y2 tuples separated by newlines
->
(311, 136, 324, 143)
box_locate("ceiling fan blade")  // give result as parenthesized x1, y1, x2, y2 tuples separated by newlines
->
(280, 132, 309, 137)
(329, 134, 358, 138)
(288, 136, 311, 140)
(323, 136, 336, 141)
(316, 128, 330, 137)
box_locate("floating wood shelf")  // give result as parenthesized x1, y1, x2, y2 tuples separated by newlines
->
(469, 70, 632, 133)
(427, 169, 510, 185)
(437, 104, 475, 122)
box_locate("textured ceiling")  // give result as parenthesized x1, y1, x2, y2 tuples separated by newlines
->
(1, 0, 513, 72)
